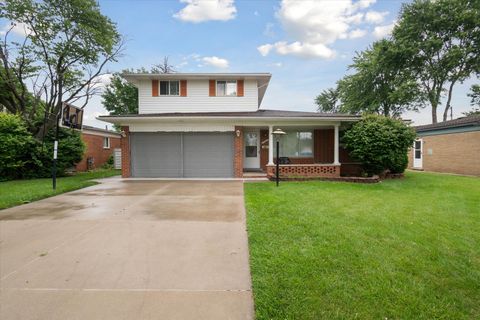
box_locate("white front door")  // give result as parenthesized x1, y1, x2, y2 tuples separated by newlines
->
(413, 139, 423, 168)
(244, 130, 260, 169)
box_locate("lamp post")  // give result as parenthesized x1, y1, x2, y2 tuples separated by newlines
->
(272, 128, 286, 186)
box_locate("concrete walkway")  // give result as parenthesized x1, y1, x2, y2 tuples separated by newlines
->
(0, 179, 253, 319)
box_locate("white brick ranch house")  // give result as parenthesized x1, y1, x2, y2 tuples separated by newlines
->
(98, 73, 361, 178)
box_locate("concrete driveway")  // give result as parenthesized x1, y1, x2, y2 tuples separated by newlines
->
(0, 179, 253, 320)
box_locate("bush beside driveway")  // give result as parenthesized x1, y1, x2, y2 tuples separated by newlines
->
(245, 171, 480, 319)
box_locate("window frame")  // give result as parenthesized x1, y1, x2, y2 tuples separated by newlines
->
(159, 80, 180, 96)
(103, 137, 111, 149)
(216, 80, 237, 97)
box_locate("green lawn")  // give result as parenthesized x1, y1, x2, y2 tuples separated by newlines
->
(245, 171, 480, 320)
(0, 169, 120, 210)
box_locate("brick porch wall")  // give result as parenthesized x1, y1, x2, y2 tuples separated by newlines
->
(121, 126, 131, 178)
(266, 164, 340, 178)
(233, 126, 243, 178)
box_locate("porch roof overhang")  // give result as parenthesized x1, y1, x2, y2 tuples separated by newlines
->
(98, 109, 360, 127)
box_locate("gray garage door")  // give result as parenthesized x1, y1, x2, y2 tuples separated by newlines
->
(130, 132, 234, 178)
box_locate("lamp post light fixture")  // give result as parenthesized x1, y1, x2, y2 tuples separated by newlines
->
(271, 128, 286, 187)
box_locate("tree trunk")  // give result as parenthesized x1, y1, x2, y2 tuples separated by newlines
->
(442, 81, 456, 122)
(431, 102, 437, 124)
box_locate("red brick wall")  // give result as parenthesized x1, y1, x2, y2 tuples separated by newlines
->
(233, 126, 243, 178)
(266, 164, 340, 178)
(76, 133, 120, 172)
(121, 126, 131, 178)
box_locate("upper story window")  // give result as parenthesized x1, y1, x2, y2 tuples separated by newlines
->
(160, 80, 179, 96)
(216, 80, 237, 96)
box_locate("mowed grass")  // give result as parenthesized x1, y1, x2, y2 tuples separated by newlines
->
(0, 169, 120, 209)
(245, 171, 480, 319)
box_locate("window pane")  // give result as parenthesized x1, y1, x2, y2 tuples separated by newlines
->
(217, 81, 226, 96)
(160, 81, 169, 95)
(298, 132, 313, 156)
(245, 146, 257, 157)
(226, 81, 237, 96)
(415, 150, 421, 159)
(169, 81, 179, 95)
(415, 140, 421, 150)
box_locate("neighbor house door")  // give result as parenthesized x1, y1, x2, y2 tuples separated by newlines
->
(243, 129, 260, 169)
(413, 139, 423, 168)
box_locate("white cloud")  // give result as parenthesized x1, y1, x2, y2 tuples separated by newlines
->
(373, 21, 396, 39)
(174, 0, 237, 23)
(348, 28, 367, 39)
(365, 11, 388, 24)
(202, 56, 229, 69)
(259, 0, 377, 59)
(258, 41, 335, 59)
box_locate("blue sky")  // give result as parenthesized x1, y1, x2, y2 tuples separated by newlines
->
(9, 0, 478, 128)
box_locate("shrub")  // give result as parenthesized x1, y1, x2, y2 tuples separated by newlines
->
(343, 115, 416, 175)
(29, 128, 85, 178)
(102, 154, 114, 169)
(0, 113, 36, 180)
(0, 113, 85, 180)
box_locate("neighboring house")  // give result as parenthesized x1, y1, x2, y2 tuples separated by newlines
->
(76, 125, 121, 171)
(98, 73, 360, 178)
(408, 115, 480, 176)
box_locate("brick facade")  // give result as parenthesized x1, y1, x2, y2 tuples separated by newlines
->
(233, 126, 244, 178)
(76, 132, 121, 172)
(266, 164, 340, 178)
(121, 126, 131, 178)
(408, 130, 480, 176)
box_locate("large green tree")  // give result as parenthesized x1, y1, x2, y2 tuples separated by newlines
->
(0, 0, 123, 137)
(315, 40, 423, 117)
(101, 73, 138, 116)
(338, 39, 423, 117)
(393, 0, 480, 123)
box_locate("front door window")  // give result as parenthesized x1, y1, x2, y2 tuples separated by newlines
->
(245, 133, 258, 157)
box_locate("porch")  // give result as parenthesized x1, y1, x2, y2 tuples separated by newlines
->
(237, 124, 358, 179)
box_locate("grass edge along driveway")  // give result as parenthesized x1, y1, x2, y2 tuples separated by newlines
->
(0, 169, 120, 210)
(245, 171, 480, 320)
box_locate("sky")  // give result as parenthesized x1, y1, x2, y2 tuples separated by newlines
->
(3, 0, 478, 129)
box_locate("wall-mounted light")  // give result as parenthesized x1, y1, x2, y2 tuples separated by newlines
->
(236, 129, 241, 137)
(120, 130, 126, 138)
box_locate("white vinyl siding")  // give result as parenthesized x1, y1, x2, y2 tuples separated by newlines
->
(138, 79, 258, 114)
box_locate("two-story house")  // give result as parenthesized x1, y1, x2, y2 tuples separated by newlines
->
(98, 73, 360, 178)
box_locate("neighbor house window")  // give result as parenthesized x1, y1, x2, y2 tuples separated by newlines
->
(275, 131, 313, 157)
(103, 137, 110, 149)
(216, 80, 237, 96)
(159, 80, 180, 96)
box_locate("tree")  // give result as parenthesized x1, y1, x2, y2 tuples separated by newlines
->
(102, 73, 138, 116)
(468, 84, 480, 107)
(152, 56, 176, 74)
(335, 39, 423, 117)
(0, 0, 123, 137)
(315, 87, 341, 113)
(393, 0, 480, 123)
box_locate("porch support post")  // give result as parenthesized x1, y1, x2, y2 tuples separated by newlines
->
(334, 124, 340, 165)
(268, 125, 274, 165)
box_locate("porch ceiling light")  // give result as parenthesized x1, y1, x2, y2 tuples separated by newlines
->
(272, 128, 286, 135)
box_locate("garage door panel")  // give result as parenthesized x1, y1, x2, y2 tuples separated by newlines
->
(130, 133, 182, 177)
(130, 132, 234, 178)
(183, 133, 234, 178)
